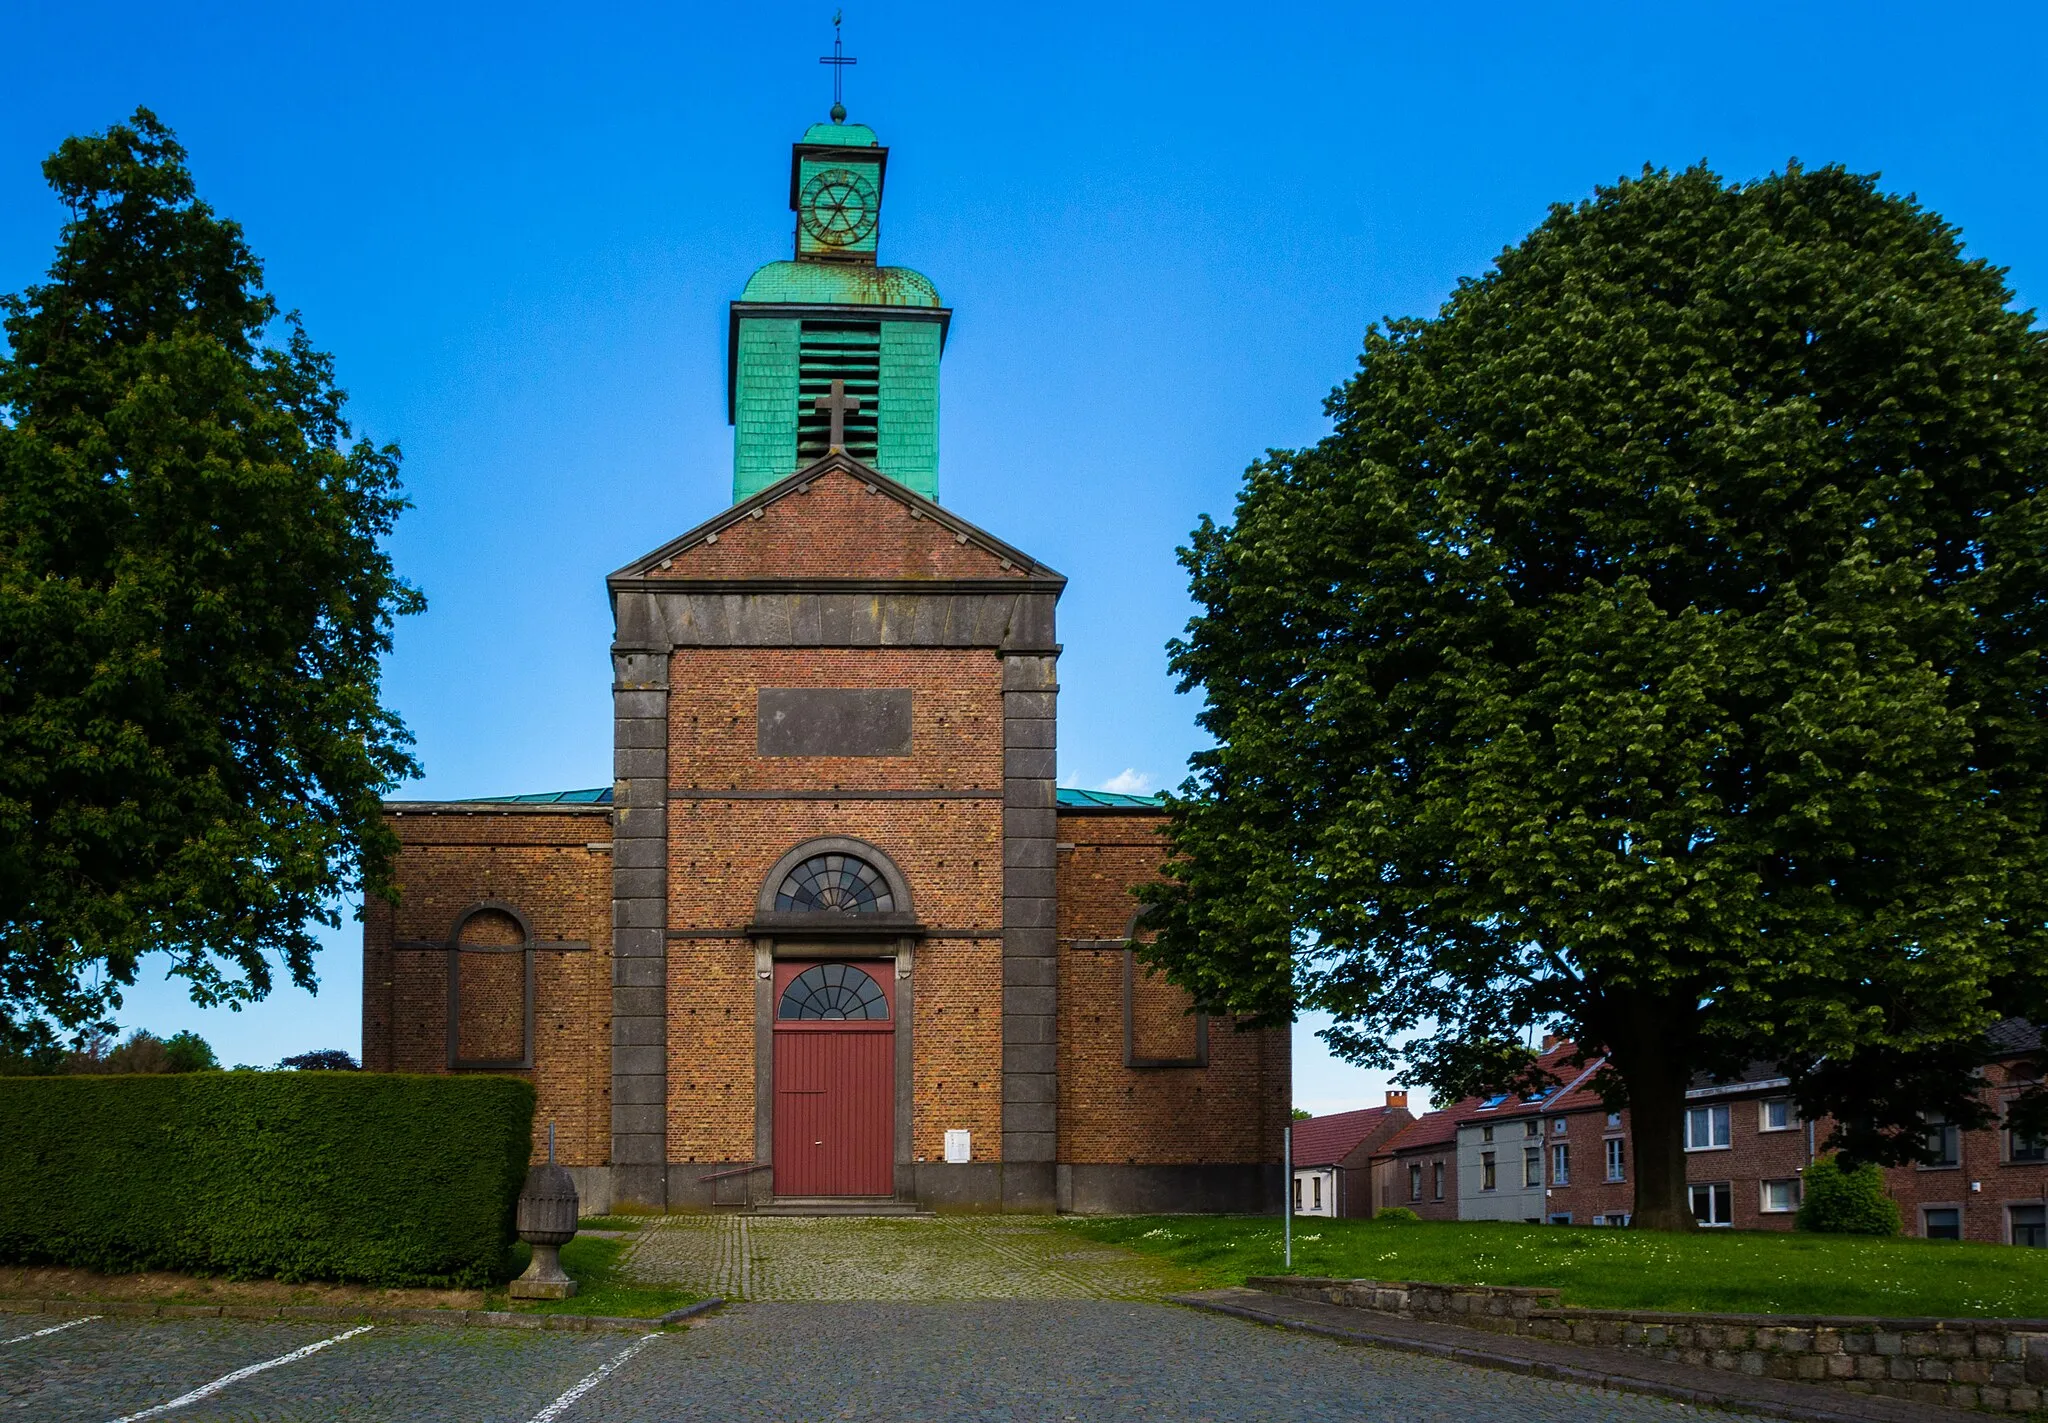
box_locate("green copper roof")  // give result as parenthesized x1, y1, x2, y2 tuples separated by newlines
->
(801, 122, 879, 147)
(1055, 788, 1166, 809)
(739, 261, 941, 308)
(450, 786, 1164, 810)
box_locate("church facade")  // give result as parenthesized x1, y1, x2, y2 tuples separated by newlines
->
(360, 115, 1288, 1214)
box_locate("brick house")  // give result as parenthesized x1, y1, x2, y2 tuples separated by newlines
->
(1289, 1096, 1413, 1218)
(1374, 1024, 2048, 1244)
(360, 113, 1289, 1215)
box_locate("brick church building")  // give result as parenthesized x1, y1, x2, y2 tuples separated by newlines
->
(360, 113, 1289, 1214)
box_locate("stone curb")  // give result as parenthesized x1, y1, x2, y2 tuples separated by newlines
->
(1170, 1290, 1981, 1423)
(0, 1296, 715, 1333)
(1244, 1276, 2048, 1333)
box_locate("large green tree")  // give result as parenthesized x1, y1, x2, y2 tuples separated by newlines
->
(1144, 162, 2048, 1229)
(0, 109, 422, 1051)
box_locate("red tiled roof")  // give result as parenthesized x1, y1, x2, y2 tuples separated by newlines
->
(1377, 1041, 1604, 1155)
(1288, 1106, 1404, 1167)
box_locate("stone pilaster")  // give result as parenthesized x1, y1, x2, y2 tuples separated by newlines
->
(1001, 651, 1060, 1209)
(610, 648, 670, 1207)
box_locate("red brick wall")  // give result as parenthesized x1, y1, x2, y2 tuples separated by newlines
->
(362, 807, 612, 1167)
(665, 642, 1007, 1164)
(1386, 1140, 1461, 1220)
(666, 940, 756, 1163)
(1056, 809, 1289, 1166)
(643, 468, 1032, 582)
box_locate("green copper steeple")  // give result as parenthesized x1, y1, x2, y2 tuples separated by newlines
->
(727, 118, 950, 502)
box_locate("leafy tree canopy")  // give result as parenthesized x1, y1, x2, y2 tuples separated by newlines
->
(0, 109, 421, 1053)
(1143, 161, 2048, 1227)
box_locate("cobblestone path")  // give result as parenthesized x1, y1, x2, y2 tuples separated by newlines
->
(622, 1214, 1205, 1301)
(0, 1304, 1779, 1421)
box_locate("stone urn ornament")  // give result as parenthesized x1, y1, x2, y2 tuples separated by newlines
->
(510, 1124, 579, 1299)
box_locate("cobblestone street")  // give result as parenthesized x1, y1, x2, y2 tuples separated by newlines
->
(0, 1301, 1781, 1421)
(619, 1214, 1204, 1301)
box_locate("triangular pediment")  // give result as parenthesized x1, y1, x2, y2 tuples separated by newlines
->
(610, 453, 1062, 586)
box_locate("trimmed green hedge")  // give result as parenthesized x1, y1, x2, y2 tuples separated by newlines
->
(0, 1073, 534, 1287)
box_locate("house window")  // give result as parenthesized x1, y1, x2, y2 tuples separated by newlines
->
(1547, 1212, 1572, 1225)
(1760, 1178, 1801, 1213)
(1605, 1137, 1626, 1182)
(2010, 1120, 2047, 1164)
(1553, 1117, 1567, 1134)
(1292, 1178, 1302, 1210)
(1432, 1161, 1445, 1200)
(1482, 1125, 1494, 1143)
(1689, 1181, 1734, 1227)
(1592, 1212, 1632, 1226)
(1481, 1151, 1497, 1191)
(1759, 1098, 1797, 1132)
(1523, 1146, 1542, 1188)
(1606, 1112, 1622, 1128)
(1923, 1113, 1961, 1168)
(1551, 1143, 1570, 1186)
(1409, 1164, 1423, 1202)
(1924, 1207, 1962, 1241)
(1312, 1176, 1323, 1210)
(1684, 1104, 1731, 1151)
(1525, 1120, 1541, 1138)
(2011, 1204, 2047, 1248)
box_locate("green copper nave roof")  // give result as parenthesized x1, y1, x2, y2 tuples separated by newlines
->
(739, 261, 941, 308)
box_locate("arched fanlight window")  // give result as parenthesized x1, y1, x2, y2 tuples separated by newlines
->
(778, 962, 890, 1020)
(773, 853, 895, 914)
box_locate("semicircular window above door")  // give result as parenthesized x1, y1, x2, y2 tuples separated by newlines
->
(777, 962, 890, 1020)
(773, 854, 895, 914)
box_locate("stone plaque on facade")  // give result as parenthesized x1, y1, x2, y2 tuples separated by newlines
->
(758, 688, 913, 756)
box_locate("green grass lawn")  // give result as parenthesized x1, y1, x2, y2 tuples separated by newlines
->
(495, 1235, 697, 1319)
(1067, 1215, 2048, 1319)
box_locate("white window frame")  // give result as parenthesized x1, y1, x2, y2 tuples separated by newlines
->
(1685, 1103, 1732, 1151)
(1481, 1151, 1497, 1191)
(1758, 1097, 1797, 1133)
(1553, 1116, 1568, 1135)
(1408, 1163, 1423, 1202)
(1432, 1160, 1445, 1200)
(1604, 1136, 1626, 1182)
(1551, 1142, 1570, 1186)
(1523, 1145, 1542, 1188)
(1689, 1180, 1734, 1227)
(1759, 1177, 1801, 1214)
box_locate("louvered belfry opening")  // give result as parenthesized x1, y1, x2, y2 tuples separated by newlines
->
(797, 320, 881, 463)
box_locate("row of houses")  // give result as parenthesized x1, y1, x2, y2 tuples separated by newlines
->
(1290, 1020, 2048, 1245)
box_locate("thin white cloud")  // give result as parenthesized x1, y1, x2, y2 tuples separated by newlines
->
(1099, 768, 1153, 794)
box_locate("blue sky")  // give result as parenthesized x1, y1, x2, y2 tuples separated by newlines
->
(4, 1, 2044, 1109)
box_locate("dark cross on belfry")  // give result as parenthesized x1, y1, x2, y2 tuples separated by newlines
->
(819, 10, 857, 123)
(815, 379, 861, 451)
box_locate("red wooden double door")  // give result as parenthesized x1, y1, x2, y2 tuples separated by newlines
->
(772, 959, 895, 1197)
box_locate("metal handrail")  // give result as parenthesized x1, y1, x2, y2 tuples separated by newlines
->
(697, 1163, 773, 1183)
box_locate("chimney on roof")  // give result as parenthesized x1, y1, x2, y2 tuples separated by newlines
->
(1541, 1033, 1563, 1052)
(1386, 1090, 1409, 1110)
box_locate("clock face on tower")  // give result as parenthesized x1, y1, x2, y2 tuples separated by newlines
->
(800, 167, 880, 248)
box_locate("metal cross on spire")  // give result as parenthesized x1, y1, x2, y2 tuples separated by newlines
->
(814, 379, 862, 451)
(819, 10, 857, 123)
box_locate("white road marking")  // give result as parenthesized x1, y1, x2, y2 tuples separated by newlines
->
(0, 1315, 99, 1344)
(103, 1323, 374, 1422)
(524, 1333, 662, 1423)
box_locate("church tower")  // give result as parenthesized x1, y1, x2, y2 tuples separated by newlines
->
(728, 118, 948, 501)
(362, 75, 1289, 1221)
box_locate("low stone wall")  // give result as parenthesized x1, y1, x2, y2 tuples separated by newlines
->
(1248, 1275, 2048, 1413)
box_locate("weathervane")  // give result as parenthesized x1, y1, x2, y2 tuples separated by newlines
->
(819, 10, 857, 123)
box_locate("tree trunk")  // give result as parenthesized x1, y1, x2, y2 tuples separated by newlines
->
(1603, 1006, 1697, 1231)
